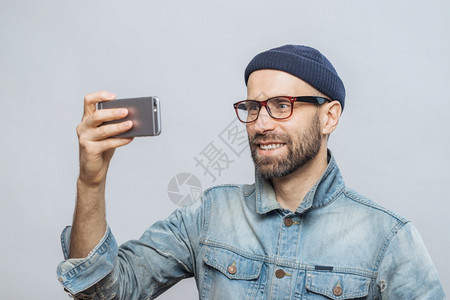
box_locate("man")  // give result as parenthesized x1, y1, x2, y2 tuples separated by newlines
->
(57, 45, 445, 299)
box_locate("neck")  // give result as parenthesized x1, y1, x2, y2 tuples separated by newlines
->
(271, 146, 329, 212)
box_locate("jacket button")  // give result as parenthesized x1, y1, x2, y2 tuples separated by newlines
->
(227, 264, 237, 275)
(275, 269, 286, 278)
(284, 218, 294, 227)
(333, 283, 343, 296)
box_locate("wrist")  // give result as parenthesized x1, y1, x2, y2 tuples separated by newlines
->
(77, 172, 106, 187)
(77, 177, 106, 194)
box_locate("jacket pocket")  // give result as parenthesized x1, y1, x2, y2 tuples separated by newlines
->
(304, 270, 371, 299)
(201, 245, 265, 299)
(203, 246, 263, 280)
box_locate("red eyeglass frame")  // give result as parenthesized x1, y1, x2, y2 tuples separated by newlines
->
(233, 96, 330, 123)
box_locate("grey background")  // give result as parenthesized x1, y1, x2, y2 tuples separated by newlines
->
(1, 0, 449, 298)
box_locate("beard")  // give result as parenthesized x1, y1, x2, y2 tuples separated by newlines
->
(249, 113, 322, 180)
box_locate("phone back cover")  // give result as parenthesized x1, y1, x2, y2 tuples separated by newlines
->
(98, 96, 161, 137)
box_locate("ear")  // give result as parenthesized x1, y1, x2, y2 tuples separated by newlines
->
(321, 100, 341, 135)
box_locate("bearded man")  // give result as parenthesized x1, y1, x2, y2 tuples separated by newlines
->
(57, 45, 445, 299)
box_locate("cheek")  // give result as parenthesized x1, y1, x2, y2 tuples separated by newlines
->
(288, 111, 318, 132)
(281, 119, 315, 144)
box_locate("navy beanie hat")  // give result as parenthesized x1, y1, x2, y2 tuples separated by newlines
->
(244, 45, 346, 110)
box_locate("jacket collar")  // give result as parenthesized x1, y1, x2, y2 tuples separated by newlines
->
(255, 150, 346, 214)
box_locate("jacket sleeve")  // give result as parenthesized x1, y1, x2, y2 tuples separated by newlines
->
(56, 199, 205, 299)
(376, 222, 446, 299)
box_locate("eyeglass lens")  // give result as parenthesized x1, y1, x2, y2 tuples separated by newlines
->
(236, 97, 292, 123)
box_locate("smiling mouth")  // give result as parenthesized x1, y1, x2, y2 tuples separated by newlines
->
(258, 143, 285, 150)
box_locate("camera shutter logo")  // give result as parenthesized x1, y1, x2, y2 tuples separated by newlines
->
(167, 173, 202, 206)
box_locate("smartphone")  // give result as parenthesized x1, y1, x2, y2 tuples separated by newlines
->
(97, 96, 161, 137)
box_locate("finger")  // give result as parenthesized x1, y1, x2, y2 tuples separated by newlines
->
(84, 108, 129, 128)
(88, 120, 133, 141)
(83, 91, 116, 118)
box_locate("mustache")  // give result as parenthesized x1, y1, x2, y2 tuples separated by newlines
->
(250, 132, 290, 144)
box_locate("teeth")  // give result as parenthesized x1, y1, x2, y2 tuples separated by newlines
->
(259, 143, 284, 150)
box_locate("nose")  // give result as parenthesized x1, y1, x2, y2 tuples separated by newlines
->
(252, 106, 275, 134)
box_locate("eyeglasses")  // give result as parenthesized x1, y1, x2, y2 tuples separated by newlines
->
(233, 96, 330, 123)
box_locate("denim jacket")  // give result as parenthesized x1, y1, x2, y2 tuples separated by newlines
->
(57, 155, 445, 299)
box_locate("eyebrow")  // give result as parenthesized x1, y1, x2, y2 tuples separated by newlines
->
(248, 92, 286, 101)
